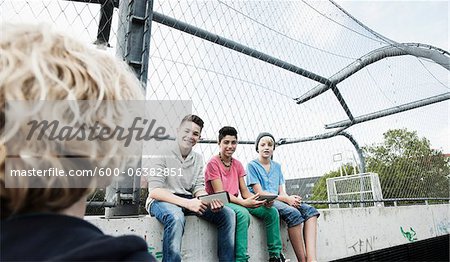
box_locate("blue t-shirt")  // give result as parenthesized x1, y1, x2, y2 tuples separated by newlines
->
(246, 159, 285, 194)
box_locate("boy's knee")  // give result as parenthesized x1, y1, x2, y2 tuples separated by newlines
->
(235, 209, 251, 225)
(222, 206, 235, 218)
(285, 209, 304, 227)
(222, 207, 237, 222)
(267, 207, 280, 220)
(166, 212, 186, 227)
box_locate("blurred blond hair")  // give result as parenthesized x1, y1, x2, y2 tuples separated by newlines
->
(0, 23, 144, 218)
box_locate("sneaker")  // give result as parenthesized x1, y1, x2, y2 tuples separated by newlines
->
(269, 254, 285, 262)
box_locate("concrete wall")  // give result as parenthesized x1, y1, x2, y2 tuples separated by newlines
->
(86, 204, 450, 261)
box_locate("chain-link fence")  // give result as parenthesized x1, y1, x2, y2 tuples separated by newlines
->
(2, 0, 448, 214)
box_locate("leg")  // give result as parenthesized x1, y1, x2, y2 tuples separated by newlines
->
(288, 224, 306, 262)
(248, 206, 283, 258)
(303, 216, 318, 262)
(200, 205, 236, 262)
(227, 203, 251, 262)
(273, 200, 306, 262)
(149, 201, 186, 262)
(298, 204, 320, 262)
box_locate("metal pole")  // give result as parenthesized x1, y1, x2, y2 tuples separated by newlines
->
(151, 11, 332, 86)
(338, 132, 366, 173)
(94, 0, 115, 46)
(65, 0, 119, 46)
(338, 132, 366, 207)
(105, 0, 154, 218)
(330, 84, 355, 122)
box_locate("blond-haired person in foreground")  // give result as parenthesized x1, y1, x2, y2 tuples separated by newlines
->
(0, 24, 155, 261)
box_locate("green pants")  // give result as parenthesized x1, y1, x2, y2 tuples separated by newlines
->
(226, 203, 282, 262)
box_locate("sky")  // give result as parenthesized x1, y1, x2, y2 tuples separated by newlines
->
(336, 0, 449, 50)
(335, 0, 449, 153)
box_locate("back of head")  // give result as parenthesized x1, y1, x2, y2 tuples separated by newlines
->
(218, 126, 238, 142)
(0, 23, 144, 219)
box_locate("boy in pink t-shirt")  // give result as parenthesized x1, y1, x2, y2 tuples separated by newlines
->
(205, 155, 244, 197)
(205, 126, 285, 262)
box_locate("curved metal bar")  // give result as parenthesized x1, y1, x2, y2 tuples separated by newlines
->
(338, 132, 366, 173)
(295, 43, 450, 104)
(277, 127, 348, 145)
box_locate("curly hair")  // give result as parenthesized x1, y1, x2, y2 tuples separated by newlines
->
(0, 23, 144, 218)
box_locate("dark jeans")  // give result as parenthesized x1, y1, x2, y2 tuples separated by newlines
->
(149, 200, 236, 262)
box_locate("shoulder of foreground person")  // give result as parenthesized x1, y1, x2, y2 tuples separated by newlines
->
(1, 213, 156, 261)
(53, 234, 156, 261)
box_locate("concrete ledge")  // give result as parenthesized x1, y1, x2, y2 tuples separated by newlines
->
(87, 214, 294, 261)
(87, 204, 450, 261)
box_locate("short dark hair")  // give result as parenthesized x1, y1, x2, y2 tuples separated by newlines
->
(180, 114, 204, 131)
(218, 126, 238, 143)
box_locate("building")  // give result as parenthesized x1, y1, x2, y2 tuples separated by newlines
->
(285, 176, 321, 200)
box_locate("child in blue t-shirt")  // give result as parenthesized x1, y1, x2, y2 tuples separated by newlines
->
(247, 132, 320, 262)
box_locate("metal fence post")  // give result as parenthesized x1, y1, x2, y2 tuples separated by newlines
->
(338, 132, 366, 207)
(105, 0, 154, 218)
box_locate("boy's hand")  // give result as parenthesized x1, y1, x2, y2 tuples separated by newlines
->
(264, 200, 274, 208)
(185, 198, 208, 215)
(242, 193, 265, 208)
(209, 199, 224, 213)
(286, 195, 302, 208)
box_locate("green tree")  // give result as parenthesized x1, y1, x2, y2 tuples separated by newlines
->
(364, 129, 449, 199)
(311, 129, 449, 208)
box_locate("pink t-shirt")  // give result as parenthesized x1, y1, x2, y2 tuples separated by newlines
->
(205, 155, 246, 197)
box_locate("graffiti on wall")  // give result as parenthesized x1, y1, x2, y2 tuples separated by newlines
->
(400, 227, 417, 242)
(347, 236, 376, 254)
(144, 234, 163, 260)
(147, 247, 163, 260)
(435, 221, 450, 235)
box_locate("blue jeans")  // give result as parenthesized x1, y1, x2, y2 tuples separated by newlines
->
(149, 200, 236, 262)
(273, 200, 320, 228)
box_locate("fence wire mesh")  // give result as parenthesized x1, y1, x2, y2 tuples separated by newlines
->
(2, 0, 448, 214)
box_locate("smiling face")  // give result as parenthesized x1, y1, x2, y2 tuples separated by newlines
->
(257, 136, 274, 159)
(176, 120, 201, 152)
(219, 135, 237, 159)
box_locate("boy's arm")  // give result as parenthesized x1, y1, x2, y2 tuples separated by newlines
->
(209, 178, 263, 208)
(249, 183, 275, 207)
(276, 184, 290, 202)
(277, 184, 302, 207)
(238, 177, 265, 207)
(192, 155, 207, 197)
(251, 183, 277, 196)
(194, 190, 208, 197)
(149, 188, 193, 208)
(273, 163, 299, 204)
(146, 156, 167, 192)
(209, 177, 243, 206)
(149, 188, 208, 214)
(148, 156, 207, 213)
